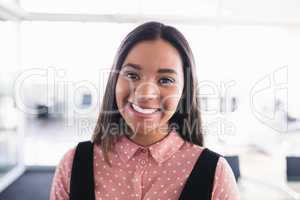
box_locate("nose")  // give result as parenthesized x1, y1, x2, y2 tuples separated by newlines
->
(134, 81, 159, 103)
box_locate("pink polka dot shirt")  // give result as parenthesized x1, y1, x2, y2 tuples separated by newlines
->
(50, 130, 240, 200)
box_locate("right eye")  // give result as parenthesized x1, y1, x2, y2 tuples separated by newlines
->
(124, 72, 139, 80)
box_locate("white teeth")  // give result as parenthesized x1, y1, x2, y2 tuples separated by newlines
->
(131, 103, 158, 114)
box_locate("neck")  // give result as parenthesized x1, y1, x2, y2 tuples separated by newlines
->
(127, 124, 171, 147)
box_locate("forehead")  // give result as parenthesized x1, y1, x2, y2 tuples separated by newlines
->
(123, 39, 183, 72)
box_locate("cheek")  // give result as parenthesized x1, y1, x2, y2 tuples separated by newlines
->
(163, 97, 181, 114)
(161, 87, 183, 115)
(115, 78, 130, 107)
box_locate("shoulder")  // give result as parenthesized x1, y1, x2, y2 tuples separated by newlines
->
(53, 146, 77, 180)
(180, 141, 206, 155)
(186, 146, 235, 184)
(215, 156, 233, 178)
(58, 141, 98, 167)
(182, 142, 223, 160)
(212, 156, 240, 199)
(50, 146, 77, 198)
(58, 146, 77, 167)
(57, 141, 104, 168)
(181, 143, 239, 198)
(190, 147, 234, 182)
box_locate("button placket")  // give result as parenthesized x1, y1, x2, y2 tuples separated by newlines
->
(133, 148, 148, 200)
(138, 148, 148, 168)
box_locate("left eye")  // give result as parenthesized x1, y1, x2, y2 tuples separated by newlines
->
(159, 78, 174, 85)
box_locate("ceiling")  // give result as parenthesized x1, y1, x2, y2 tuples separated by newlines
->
(1, 0, 300, 26)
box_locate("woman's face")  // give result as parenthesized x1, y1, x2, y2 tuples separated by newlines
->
(115, 39, 184, 136)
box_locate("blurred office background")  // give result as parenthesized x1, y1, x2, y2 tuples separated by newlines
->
(0, 0, 300, 199)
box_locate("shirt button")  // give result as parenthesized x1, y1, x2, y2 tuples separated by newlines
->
(139, 159, 146, 165)
(141, 148, 147, 153)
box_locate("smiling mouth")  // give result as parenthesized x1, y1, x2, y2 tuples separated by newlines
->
(128, 102, 161, 114)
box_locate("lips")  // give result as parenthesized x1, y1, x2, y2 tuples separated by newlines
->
(126, 101, 161, 118)
(132, 104, 157, 114)
(130, 102, 160, 112)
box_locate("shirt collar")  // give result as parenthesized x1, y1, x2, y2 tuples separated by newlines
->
(115, 129, 185, 165)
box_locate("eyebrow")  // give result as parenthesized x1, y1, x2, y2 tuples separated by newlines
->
(123, 63, 178, 75)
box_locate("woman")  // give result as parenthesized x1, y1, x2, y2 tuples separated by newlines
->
(50, 21, 240, 200)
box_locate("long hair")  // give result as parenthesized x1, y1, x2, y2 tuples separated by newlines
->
(92, 21, 203, 167)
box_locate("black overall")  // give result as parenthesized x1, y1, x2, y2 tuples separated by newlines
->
(69, 141, 221, 200)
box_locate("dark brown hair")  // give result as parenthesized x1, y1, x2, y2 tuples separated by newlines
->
(92, 21, 203, 167)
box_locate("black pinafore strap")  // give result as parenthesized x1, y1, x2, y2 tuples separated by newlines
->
(178, 148, 221, 200)
(69, 141, 220, 200)
(69, 141, 95, 200)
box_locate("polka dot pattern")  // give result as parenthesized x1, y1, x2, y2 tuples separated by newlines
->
(50, 130, 240, 200)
